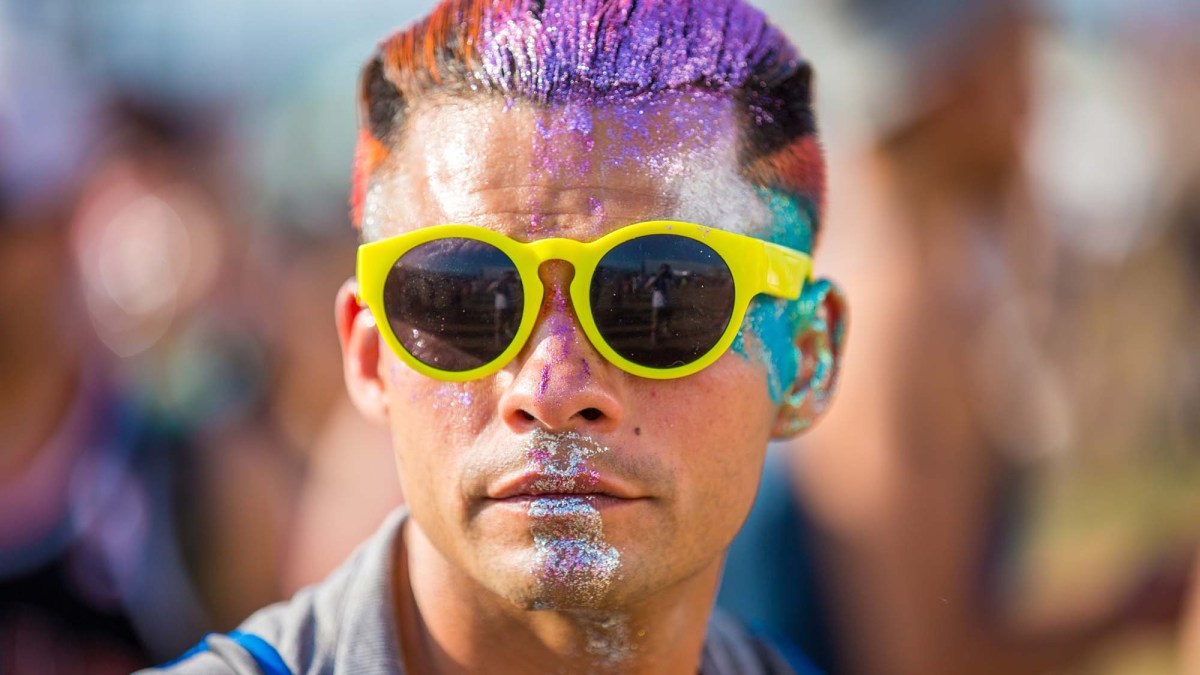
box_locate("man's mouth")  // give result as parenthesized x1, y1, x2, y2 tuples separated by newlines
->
(487, 473, 641, 503)
(482, 430, 648, 509)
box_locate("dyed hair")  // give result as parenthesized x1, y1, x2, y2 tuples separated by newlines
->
(351, 0, 824, 242)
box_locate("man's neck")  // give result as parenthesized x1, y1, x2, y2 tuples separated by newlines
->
(395, 518, 721, 675)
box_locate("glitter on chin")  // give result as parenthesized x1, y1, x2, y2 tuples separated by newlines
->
(529, 496, 621, 608)
(523, 430, 620, 608)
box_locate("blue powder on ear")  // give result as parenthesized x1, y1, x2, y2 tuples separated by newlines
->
(730, 188, 819, 403)
(733, 298, 802, 403)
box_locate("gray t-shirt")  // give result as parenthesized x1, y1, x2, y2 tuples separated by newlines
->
(142, 510, 804, 674)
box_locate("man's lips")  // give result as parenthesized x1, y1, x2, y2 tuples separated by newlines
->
(487, 472, 643, 501)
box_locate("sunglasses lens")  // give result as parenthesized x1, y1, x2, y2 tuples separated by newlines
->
(383, 238, 523, 372)
(591, 235, 735, 369)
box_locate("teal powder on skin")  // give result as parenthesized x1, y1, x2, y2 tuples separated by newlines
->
(731, 188, 820, 404)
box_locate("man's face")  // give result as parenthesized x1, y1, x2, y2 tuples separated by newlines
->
(351, 93, 792, 610)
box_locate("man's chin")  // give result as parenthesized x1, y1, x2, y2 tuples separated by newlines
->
(469, 544, 627, 612)
(497, 496, 627, 604)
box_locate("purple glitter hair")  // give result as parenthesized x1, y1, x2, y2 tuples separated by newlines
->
(352, 0, 824, 241)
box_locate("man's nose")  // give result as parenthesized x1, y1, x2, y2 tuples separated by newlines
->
(497, 262, 625, 433)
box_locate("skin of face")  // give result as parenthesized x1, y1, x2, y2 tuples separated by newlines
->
(337, 91, 846, 670)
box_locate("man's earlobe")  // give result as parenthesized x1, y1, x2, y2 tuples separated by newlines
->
(336, 278, 390, 424)
(772, 280, 848, 439)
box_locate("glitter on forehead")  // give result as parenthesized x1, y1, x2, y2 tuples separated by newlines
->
(588, 196, 606, 236)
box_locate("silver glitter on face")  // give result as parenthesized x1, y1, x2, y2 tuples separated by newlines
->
(524, 429, 605, 493)
(529, 496, 620, 607)
(523, 430, 621, 608)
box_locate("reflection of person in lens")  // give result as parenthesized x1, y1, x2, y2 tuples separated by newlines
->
(148, 1, 848, 674)
(644, 263, 673, 344)
(488, 270, 519, 347)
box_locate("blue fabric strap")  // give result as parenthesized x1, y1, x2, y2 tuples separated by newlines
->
(159, 631, 292, 675)
(226, 631, 292, 675)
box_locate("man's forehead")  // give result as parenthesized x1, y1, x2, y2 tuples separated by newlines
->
(362, 93, 774, 242)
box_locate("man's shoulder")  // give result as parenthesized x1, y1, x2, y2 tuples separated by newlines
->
(147, 609, 819, 675)
(137, 507, 820, 675)
(135, 632, 294, 675)
(139, 509, 408, 675)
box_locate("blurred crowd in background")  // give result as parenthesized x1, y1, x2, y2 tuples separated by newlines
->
(1, 0, 1197, 673)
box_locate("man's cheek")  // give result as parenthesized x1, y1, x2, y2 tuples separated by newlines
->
(384, 358, 487, 429)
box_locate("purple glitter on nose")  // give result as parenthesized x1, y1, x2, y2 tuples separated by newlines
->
(536, 285, 581, 400)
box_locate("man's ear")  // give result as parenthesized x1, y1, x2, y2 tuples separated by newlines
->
(772, 280, 848, 439)
(336, 278, 390, 423)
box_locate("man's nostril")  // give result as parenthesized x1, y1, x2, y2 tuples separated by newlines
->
(579, 408, 603, 421)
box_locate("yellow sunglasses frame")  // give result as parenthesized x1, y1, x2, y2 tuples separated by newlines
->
(356, 221, 812, 382)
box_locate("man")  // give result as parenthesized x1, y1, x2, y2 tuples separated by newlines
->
(149, 0, 846, 672)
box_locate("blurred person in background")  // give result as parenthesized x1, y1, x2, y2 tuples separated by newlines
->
(0, 39, 208, 671)
(0, 29, 297, 669)
(719, 1, 1192, 673)
(69, 94, 298, 636)
(1032, 3, 1200, 671)
(1137, 8, 1200, 673)
(237, 65, 402, 595)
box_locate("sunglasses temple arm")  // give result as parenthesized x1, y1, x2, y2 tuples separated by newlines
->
(761, 242, 812, 300)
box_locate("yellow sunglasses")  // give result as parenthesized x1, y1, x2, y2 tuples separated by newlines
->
(357, 221, 812, 381)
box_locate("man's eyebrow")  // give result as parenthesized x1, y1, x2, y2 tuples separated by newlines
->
(448, 209, 673, 233)
(456, 184, 674, 204)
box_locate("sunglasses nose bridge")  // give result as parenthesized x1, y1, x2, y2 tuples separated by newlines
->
(525, 238, 589, 292)
(527, 237, 586, 266)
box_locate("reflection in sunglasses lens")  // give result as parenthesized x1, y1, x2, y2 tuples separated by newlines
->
(591, 235, 735, 369)
(384, 238, 523, 372)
